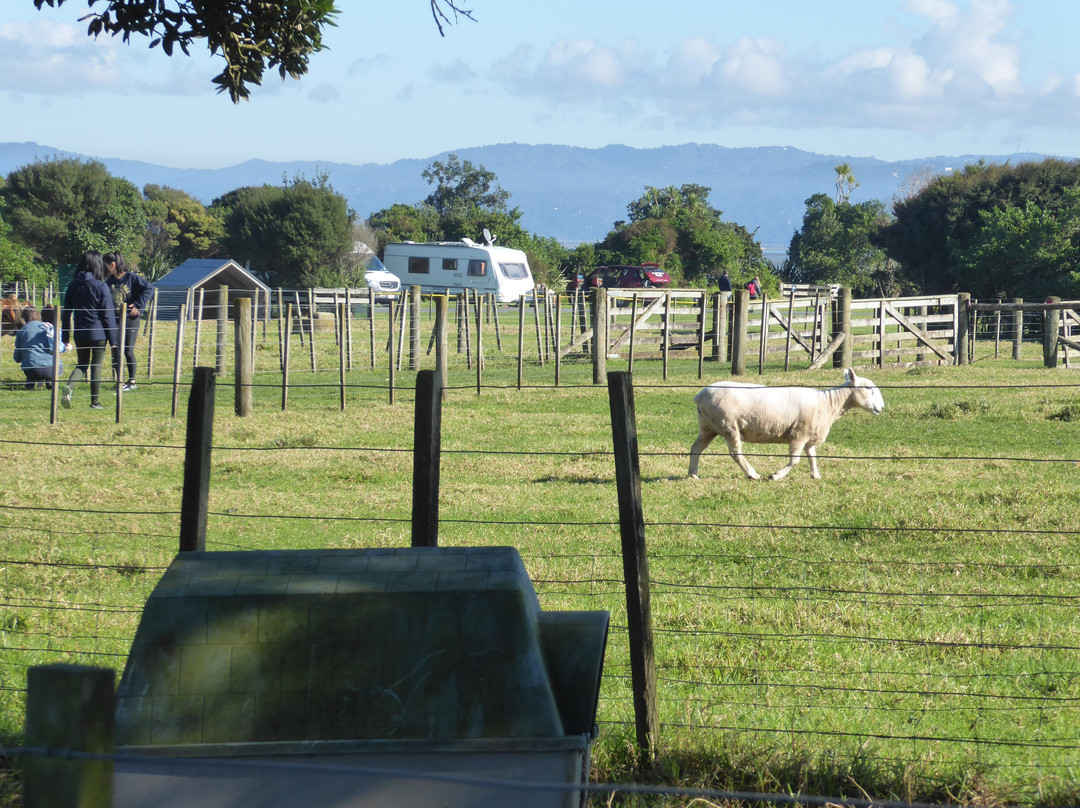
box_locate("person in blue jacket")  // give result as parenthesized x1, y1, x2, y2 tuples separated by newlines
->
(61, 250, 118, 410)
(105, 251, 153, 391)
(12, 305, 71, 389)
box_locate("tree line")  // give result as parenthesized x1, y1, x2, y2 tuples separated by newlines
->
(0, 153, 771, 293)
(784, 159, 1080, 300)
(2, 153, 1079, 300)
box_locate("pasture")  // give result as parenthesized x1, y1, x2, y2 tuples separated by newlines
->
(1, 337, 1078, 806)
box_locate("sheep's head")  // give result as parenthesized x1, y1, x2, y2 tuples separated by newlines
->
(843, 368, 885, 414)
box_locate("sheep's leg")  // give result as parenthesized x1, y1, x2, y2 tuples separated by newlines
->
(771, 439, 807, 481)
(688, 428, 717, 479)
(723, 432, 760, 480)
(806, 445, 821, 479)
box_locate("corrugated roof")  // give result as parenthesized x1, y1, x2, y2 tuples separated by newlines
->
(154, 259, 271, 293)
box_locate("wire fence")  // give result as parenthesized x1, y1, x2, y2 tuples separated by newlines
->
(2, 366, 1079, 806)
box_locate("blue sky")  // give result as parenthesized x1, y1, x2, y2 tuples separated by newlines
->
(2, 0, 1079, 169)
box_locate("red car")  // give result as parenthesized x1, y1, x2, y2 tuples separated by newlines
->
(585, 264, 672, 289)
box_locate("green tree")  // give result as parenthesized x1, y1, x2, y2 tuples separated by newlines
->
(368, 202, 440, 245)
(2, 158, 145, 267)
(215, 172, 355, 287)
(877, 158, 1080, 293)
(954, 187, 1080, 299)
(785, 193, 895, 296)
(599, 184, 769, 288)
(421, 153, 514, 240)
(0, 200, 48, 286)
(834, 163, 859, 203)
(142, 184, 224, 281)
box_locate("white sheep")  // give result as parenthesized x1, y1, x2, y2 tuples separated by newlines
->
(688, 368, 885, 481)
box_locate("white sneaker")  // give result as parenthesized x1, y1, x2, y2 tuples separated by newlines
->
(122, 381, 137, 391)
(61, 384, 73, 409)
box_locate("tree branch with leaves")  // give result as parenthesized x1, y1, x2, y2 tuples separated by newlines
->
(32, 1, 477, 101)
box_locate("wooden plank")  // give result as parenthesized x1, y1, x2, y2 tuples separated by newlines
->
(807, 332, 846, 370)
(883, 302, 953, 361)
(609, 294, 667, 350)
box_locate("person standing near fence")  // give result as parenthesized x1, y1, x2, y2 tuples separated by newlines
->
(105, 251, 152, 391)
(61, 250, 117, 410)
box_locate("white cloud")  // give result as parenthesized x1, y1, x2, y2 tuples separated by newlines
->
(490, 0, 1062, 138)
(0, 20, 126, 93)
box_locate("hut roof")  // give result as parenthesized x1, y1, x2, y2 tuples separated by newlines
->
(154, 259, 270, 293)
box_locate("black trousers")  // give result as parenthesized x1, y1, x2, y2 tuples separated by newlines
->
(69, 339, 107, 404)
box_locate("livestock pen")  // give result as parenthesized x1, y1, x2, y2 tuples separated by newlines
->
(1, 356, 1079, 806)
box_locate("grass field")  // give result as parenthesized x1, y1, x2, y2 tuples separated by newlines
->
(1, 319, 1079, 807)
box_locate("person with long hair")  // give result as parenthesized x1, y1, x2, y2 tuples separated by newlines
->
(104, 251, 153, 391)
(61, 250, 117, 410)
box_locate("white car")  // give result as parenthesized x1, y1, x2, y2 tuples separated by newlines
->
(362, 255, 402, 300)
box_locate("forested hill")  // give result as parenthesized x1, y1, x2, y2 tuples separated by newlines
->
(0, 141, 1049, 253)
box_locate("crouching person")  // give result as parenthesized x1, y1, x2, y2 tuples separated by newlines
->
(12, 305, 70, 389)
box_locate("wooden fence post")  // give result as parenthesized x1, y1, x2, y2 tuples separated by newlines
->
(592, 288, 609, 384)
(411, 370, 442, 548)
(234, 297, 253, 416)
(713, 291, 729, 363)
(475, 292, 483, 394)
(367, 287, 376, 369)
(179, 367, 215, 553)
(696, 291, 706, 379)
(1044, 296, 1061, 368)
(215, 284, 228, 376)
(517, 295, 526, 389)
(24, 664, 115, 808)
(956, 293, 971, 365)
(607, 371, 659, 764)
(114, 305, 126, 424)
(833, 287, 852, 369)
(435, 295, 449, 399)
(554, 294, 563, 386)
(171, 305, 186, 418)
(282, 304, 292, 411)
(410, 285, 422, 371)
(50, 303, 62, 425)
(662, 292, 671, 380)
(1013, 298, 1024, 360)
(731, 289, 749, 376)
(146, 287, 158, 378)
(388, 297, 396, 405)
(338, 302, 347, 410)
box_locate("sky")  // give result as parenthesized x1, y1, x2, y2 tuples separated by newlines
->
(2, 0, 1080, 170)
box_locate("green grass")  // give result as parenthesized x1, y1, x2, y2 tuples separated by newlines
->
(1, 324, 1079, 807)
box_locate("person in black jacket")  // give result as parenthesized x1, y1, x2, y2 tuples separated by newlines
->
(105, 251, 153, 391)
(61, 250, 118, 410)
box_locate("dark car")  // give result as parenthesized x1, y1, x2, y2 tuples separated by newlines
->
(592, 264, 672, 289)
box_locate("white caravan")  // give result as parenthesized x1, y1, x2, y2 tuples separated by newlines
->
(382, 237, 535, 303)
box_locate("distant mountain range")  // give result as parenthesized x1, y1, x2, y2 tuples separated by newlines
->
(0, 141, 1056, 258)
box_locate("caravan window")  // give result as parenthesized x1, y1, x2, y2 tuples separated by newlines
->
(468, 260, 488, 276)
(499, 262, 528, 280)
(442, 258, 457, 271)
(409, 257, 430, 274)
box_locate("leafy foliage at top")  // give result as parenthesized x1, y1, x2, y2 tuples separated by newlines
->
(33, 0, 340, 102)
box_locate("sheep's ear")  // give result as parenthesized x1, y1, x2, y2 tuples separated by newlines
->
(844, 367, 855, 383)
